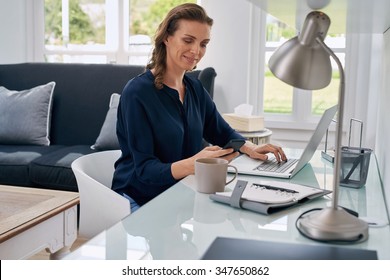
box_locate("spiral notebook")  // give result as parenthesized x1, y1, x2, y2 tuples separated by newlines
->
(210, 180, 331, 215)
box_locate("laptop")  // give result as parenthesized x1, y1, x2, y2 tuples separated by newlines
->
(231, 105, 337, 179)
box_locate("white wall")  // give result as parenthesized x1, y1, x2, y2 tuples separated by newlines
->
(376, 30, 390, 217)
(198, 0, 254, 114)
(0, 0, 28, 63)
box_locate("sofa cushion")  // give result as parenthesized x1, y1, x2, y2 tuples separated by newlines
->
(0, 145, 64, 187)
(91, 93, 120, 151)
(29, 145, 96, 191)
(0, 82, 55, 146)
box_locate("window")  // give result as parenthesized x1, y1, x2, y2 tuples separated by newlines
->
(264, 14, 345, 119)
(41, 0, 195, 64)
(264, 15, 296, 115)
(44, 0, 112, 63)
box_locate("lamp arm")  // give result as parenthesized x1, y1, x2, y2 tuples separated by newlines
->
(316, 37, 345, 210)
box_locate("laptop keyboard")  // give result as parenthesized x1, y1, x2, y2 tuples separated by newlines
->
(254, 158, 299, 173)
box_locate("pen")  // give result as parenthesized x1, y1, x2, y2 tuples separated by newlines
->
(252, 183, 299, 194)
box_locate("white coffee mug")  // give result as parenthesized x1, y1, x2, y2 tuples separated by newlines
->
(195, 158, 238, 194)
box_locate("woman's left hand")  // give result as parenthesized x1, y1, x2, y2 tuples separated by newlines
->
(240, 142, 287, 162)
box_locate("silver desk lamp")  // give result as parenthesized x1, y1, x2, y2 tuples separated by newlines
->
(269, 11, 368, 242)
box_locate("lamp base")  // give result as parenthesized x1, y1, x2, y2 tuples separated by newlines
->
(297, 207, 368, 243)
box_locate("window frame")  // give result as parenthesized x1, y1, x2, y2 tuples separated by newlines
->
(244, 6, 348, 147)
(31, 0, 148, 65)
(262, 17, 346, 127)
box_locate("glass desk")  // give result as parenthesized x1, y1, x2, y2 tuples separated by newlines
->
(64, 150, 390, 260)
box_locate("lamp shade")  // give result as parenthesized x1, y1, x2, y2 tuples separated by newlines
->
(269, 11, 332, 90)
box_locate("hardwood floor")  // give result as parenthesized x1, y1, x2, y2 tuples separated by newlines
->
(28, 235, 88, 260)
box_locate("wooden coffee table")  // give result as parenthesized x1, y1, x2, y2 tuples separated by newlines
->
(0, 185, 79, 259)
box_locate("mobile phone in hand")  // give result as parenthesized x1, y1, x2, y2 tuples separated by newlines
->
(223, 139, 245, 152)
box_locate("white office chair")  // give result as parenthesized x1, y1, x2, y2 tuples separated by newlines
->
(71, 150, 130, 239)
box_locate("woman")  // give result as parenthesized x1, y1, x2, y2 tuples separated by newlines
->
(112, 3, 286, 212)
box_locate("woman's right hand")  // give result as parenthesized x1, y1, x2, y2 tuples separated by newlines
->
(193, 145, 239, 162)
(171, 145, 239, 180)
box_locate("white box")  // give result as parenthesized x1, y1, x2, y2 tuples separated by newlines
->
(222, 113, 264, 132)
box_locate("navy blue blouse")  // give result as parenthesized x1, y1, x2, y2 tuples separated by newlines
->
(112, 70, 244, 205)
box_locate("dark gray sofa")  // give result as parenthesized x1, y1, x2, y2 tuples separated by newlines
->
(0, 63, 216, 192)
